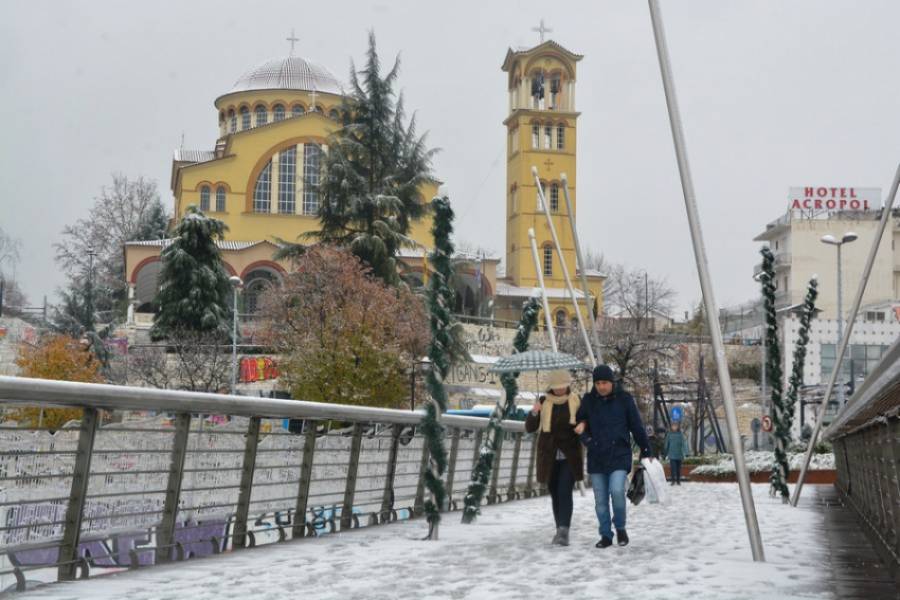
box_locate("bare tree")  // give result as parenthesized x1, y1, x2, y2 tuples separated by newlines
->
(54, 174, 168, 323)
(603, 263, 676, 331)
(582, 247, 609, 274)
(0, 227, 21, 278)
(129, 330, 232, 393)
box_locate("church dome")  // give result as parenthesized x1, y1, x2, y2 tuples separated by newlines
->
(224, 55, 344, 97)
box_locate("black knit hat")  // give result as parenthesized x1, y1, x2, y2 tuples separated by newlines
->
(592, 364, 615, 383)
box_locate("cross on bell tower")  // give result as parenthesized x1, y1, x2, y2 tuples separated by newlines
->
(531, 19, 552, 43)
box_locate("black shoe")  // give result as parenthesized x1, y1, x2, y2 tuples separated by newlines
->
(595, 536, 613, 548)
(616, 529, 629, 546)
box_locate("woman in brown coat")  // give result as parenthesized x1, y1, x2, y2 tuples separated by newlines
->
(524, 369, 583, 546)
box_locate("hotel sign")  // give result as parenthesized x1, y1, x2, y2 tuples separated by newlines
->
(789, 186, 881, 216)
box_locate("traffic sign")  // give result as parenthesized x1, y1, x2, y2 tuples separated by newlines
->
(761, 415, 773, 433)
(671, 406, 683, 422)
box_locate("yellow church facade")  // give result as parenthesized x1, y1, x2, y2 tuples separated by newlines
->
(492, 40, 604, 327)
(124, 53, 438, 319)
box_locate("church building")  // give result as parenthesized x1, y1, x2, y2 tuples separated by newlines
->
(124, 31, 602, 331)
(124, 43, 440, 322)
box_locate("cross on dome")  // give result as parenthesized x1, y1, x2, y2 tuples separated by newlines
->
(286, 29, 300, 55)
(531, 19, 552, 43)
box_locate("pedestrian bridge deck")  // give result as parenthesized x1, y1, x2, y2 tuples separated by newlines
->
(17, 484, 898, 600)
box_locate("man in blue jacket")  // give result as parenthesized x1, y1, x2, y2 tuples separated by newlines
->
(575, 364, 653, 548)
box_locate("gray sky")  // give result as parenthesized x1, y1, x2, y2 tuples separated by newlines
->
(3, 0, 900, 317)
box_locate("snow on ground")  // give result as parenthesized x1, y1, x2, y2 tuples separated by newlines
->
(21, 484, 835, 600)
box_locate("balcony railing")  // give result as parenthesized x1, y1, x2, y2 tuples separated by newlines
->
(0, 377, 537, 592)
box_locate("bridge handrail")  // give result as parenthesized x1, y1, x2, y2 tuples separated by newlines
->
(0, 375, 537, 592)
(0, 376, 525, 432)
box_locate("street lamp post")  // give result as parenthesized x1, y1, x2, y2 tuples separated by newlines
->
(229, 276, 243, 395)
(820, 232, 858, 407)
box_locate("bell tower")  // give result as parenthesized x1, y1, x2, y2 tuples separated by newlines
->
(501, 38, 582, 292)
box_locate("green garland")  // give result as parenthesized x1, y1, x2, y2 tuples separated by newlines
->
(421, 196, 456, 540)
(461, 297, 540, 524)
(782, 278, 818, 474)
(759, 247, 788, 500)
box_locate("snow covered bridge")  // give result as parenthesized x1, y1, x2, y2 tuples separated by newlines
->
(0, 377, 895, 599)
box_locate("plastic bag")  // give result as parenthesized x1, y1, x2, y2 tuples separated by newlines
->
(641, 458, 670, 505)
(626, 467, 645, 506)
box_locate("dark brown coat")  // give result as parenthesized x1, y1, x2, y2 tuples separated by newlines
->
(524, 396, 584, 484)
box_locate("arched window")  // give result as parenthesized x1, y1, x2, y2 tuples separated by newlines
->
(544, 124, 552, 149)
(278, 146, 296, 214)
(556, 124, 565, 150)
(303, 144, 322, 214)
(253, 162, 272, 213)
(228, 109, 236, 133)
(243, 270, 279, 314)
(273, 104, 285, 122)
(543, 246, 553, 276)
(199, 185, 210, 211)
(328, 108, 340, 121)
(532, 124, 540, 149)
(550, 183, 559, 212)
(531, 71, 545, 110)
(549, 75, 561, 110)
(216, 186, 226, 212)
(292, 104, 305, 117)
(240, 106, 251, 130)
(255, 105, 268, 126)
(555, 309, 567, 327)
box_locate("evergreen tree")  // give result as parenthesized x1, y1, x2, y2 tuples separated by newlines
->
(311, 31, 437, 285)
(461, 296, 540, 524)
(420, 196, 462, 540)
(134, 199, 170, 241)
(150, 207, 232, 341)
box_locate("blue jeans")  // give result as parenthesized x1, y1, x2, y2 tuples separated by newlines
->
(590, 470, 628, 538)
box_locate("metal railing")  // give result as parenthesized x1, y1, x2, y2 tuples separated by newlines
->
(0, 376, 539, 593)
(824, 337, 900, 576)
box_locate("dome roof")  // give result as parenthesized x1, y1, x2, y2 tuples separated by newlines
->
(223, 55, 344, 98)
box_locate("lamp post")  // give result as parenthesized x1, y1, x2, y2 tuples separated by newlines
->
(820, 232, 858, 407)
(229, 276, 243, 395)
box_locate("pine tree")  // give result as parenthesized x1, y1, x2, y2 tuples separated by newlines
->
(760, 247, 788, 500)
(150, 207, 232, 341)
(420, 196, 464, 540)
(311, 31, 437, 285)
(461, 296, 540, 524)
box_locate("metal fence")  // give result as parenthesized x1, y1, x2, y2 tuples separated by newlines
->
(0, 376, 540, 593)
(824, 338, 900, 577)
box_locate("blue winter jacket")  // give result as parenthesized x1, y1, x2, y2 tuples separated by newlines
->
(576, 387, 653, 474)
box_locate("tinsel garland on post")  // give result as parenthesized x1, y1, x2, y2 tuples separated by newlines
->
(759, 247, 789, 500)
(461, 297, 541, 524)
(420, 197, 457, 540)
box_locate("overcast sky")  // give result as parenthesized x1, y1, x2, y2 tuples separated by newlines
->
(3, 0, 900, 316)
